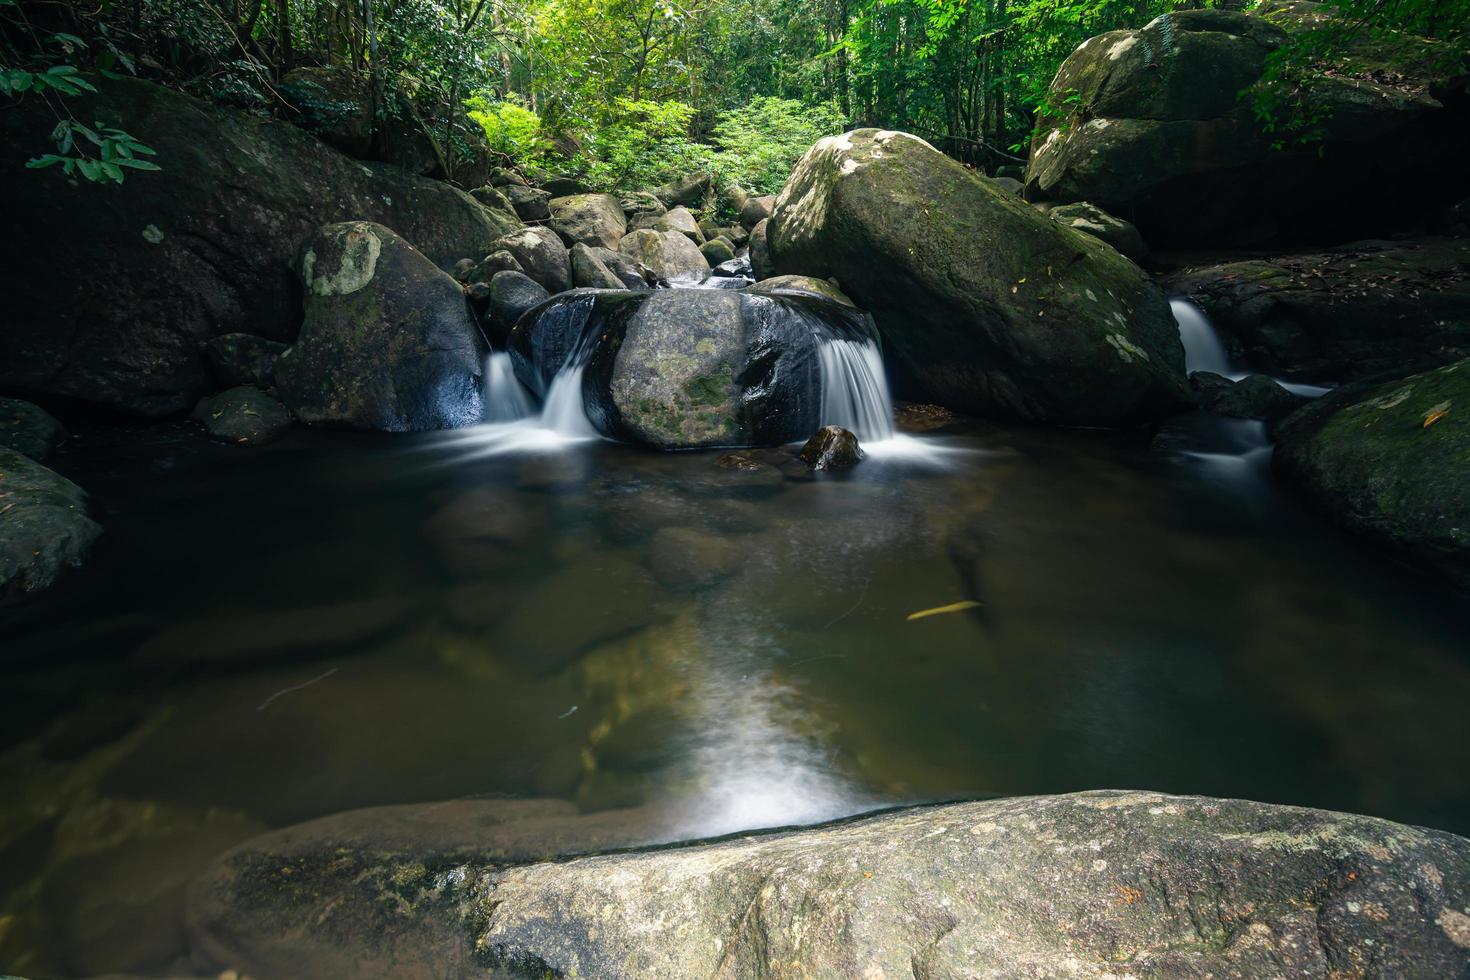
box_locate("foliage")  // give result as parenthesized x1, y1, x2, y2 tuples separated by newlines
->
(710, 96, 846, 195)
(467, 94, 549, 166)
(585, 98, 715, 192)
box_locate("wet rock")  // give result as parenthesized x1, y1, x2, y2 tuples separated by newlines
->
(202, 333, 288, 390)
(275, 222, 486, 432)
(645, 526, 741, 590)
(651, 172, 711, 208)
(477, 791, 1470, 979)
(1275, 357, 1470, 587)
(1026, 4, 1470, 246)
(486, 271, 551, 343)
(699, 238, 736, 266)
(739, 193, 776, 229)
(570, 243, 649, 291)
(895, 401, 956, 433)
(650, 205, 704, 244)
(549, 193, 627, 250)
(0, 450, 101, 599)
(488, 226, 572, 294)
(1164, 239, 1470, 383)
(0, 397, 65, 460)
(744, 274, 855, 307)
(617, 228, 710, 282)
(425, 488, 545, 576)
(502, 184, 551, 223)
(190, 387, 294, 446)
(1190, 371, 1304, 422)
(769, 129, 1187, 425)
(1048, 201, 1148, 261)
(799, 425, 865, 471)
(0, 75, 518, 418)
(470, 248, 525, 284)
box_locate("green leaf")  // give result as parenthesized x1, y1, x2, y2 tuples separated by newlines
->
(116, 158, 162, 171)
(25, 154, 65, 169)
(76, 158, 101, 181)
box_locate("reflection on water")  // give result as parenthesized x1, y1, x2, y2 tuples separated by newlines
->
(3, 416, 1470, 974)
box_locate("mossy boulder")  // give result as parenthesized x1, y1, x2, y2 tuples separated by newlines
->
(0, 397, 66, 460)
(768, 129, 1188, 425)
(275, 222, 485, 431)
(1164, 239, 1470, 383)
(488, 226, 572, 294)
(617, 229, 711, 283)
(650, 206, 704, 244)
(549, 193, 627, 250)
(699, 238, 736, 266)
(1026, 5, 1470, 246)
(278, 65, 374, 157)
(0, 450, 101, 599)
(503, 184, 552, 223)
(1048, 202, 1148, 261)
(0, 75, 519, 419)
(191, 387, 294, 445)
(1275, 358, 1470, 587)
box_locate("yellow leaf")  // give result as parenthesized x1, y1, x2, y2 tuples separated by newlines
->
(906, 600, 982, 621)
(1424, 408, 1449, 428)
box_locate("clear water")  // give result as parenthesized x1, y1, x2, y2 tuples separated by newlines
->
(4, 415, 1470, 975)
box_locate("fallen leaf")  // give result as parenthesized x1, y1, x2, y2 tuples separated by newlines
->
(907, 600, 983, 622)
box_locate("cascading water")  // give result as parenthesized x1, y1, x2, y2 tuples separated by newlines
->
(817, 338, 895, 442)
(482, 351, 534, 423)
(1171, 298, 1232, 376)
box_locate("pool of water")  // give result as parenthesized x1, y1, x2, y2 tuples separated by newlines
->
(3, 414, 1470, 975)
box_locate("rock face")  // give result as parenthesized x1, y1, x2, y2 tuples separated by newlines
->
(0, 75, 518, 419)
(1025, 4, 1470, 246)
(278, 65, 374, 157)
(0, 397, 66, 460)
(187, 791, 1470, 980)
(1164, 239, 1470, 383)
(202, 333, 289, 390)
(768, 129, 1188, 425)
(275, 222, 486, 432)
(580, 288, 879, 448)
(0, 450, 102, 598)
(191, 387, 294, 445)
(1275, 358, 1470, 586)
(618, 228, 711, 282)
(548, 193, 627, 249)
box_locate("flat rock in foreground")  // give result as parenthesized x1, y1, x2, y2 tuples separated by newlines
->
(188, 791, 1470, 979)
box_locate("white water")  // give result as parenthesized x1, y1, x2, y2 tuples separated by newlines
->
(818, 338, 896, 442)
(1169, 297, 1331, 398)
(482, 352, 534, 423)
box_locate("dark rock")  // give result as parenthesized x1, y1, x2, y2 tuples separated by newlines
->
(650, 206, 703, 244)
(745, 274, 855, 307)
(0, 450, 101, 598)
(0, 397, 65, 460)
(1275, 358, 1470, 587)
(0, 75, 518, 418)
(451, 257, 477, 282)
(713, 255, 755, 280)
(699, 238, 736, 266)
(508, 291, 643, 398)
(202, 333, 289, 390)
(990, 175, 1024, 196)
(424, 488, 545, 576)
(645, 526, 740, 590)
(1190, 371, 1304, 422)
(749, 218, 773, 280)
(471, 184, 518, 217)
(275, 222, 485, 432)
(895, 401, 956, 432)
(739, 194, 776, 229)
(769, 129, 1189, 425)
(651, 172, 711, 208)
(995, 164, 1025, 180)
(487, 271, 551, 343)
(720, 225, 751, 247)
(471, 248, 526, 284)
(490, 167, 528, 187)
(617, 229, 710, 282)
(1026, 5, 1470, 246)
(570, 243, 628, 290)
(549, 194, 627, 250)
(1164, 239, 1470, 382)
(489, 226, 572, 294)
(278, 65, 374, 157)
(543, 175, 591, 197)
(1049, 202, 1148, 261)
(466, 281, 492, 308)
(191, 387, 294, 445)
(503, 184, 552, 223)
(799, 425, 865, 470)
(620, 191, 667, 225)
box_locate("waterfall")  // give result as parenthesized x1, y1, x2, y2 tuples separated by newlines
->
(817, 338, 895, 442)
(1170, 298, 1232, 376)
(482, 352, 534, 423)
(540, 354, 598, 437)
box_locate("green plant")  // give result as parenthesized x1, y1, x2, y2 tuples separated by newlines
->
(710, 96, 846, 195)
(467, 94, 549, 166)
(586, 97, 715, 191)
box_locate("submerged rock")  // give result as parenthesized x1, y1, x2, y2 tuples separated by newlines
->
(1275, 358, 1470, 587)
(0, 75, 518, 418)
(0, 450, 101, 598)
(549, 193, 627, 249)
(0, 397, 66, 460)
(1164, 239, 1470, 383)
(187, 790, 1470, 980)
(1026, 4, 1470, 246)
(191, 387, 294, 445)
(645, 526, 741, 590)
(799, 424, 865, 471)
(202, 333, 289, 390)
(276, 222, 485, 432)
(768, 129, 1188, 426)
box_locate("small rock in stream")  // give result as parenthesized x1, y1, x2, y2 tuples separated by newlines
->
(799, 425, 864, 471)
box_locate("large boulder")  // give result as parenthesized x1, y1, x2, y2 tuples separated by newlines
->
(651, 172, 711, 208)
(1048, 201, 1148, 261)
(549, 193, 628, 249)
(187, 791, 1470, 979)
(739, 193, 776, 229)
(617, 229, 711, 282)
(1164, 238, 1470, 383)
(486, 271, 551, 343)
(192, 387, 294, 445)
(0, 75, 518, 419)
(489, 226, 572, 294)
(0, 397, 66, 460)
(0, 450, 102, 598)
(1275, 358, 1470, 587)
(749, 217, 773, 279)
(768, 129, 1189, 425)
(503, 184, 552, 223)
(650, 205, 703, 244)
(275, 222, 486, 431)
(1025, 4, 1470, 246)
(278, 65, 374, 158)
